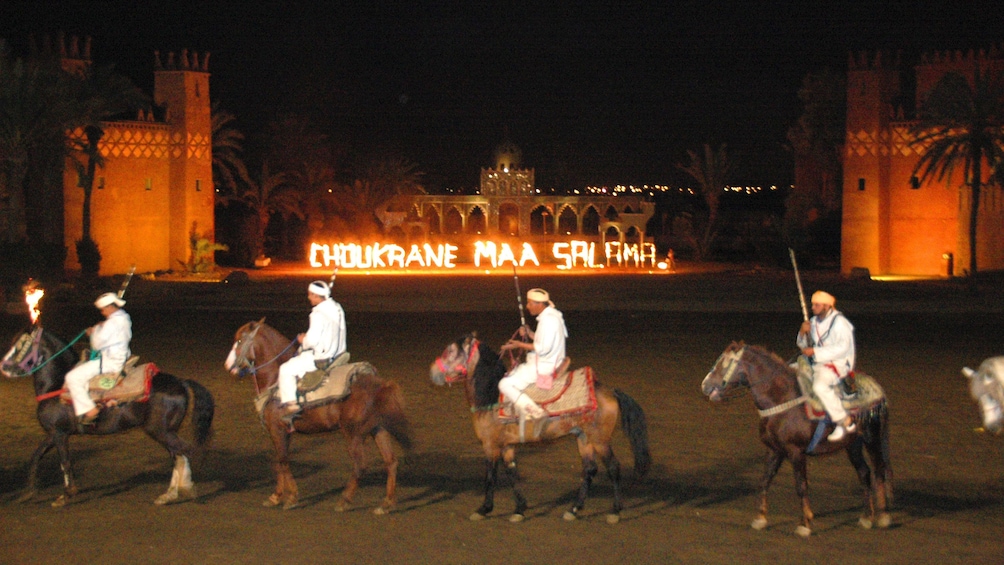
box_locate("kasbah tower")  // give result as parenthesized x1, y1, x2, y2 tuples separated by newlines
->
(842, 45, 1004, 277)
(62, 36, 213, 275)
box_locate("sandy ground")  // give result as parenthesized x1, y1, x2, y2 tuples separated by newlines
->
(1, 266, 1002, 564)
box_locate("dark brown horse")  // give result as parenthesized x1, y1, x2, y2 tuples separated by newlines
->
(429, 333, 651, 523)
(701, 342, 892, 537)
(224, 320, 412, 512)
(1, 326, 214, 507)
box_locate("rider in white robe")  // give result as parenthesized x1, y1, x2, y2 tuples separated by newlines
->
(500, 288, 567, 420)
(66, 293, 132, 424)
(797, 290, 856, 441)
(278, 281, 346, 415)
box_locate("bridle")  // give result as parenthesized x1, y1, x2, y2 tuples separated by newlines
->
(707, 345, 808, 417)
(435, 338, 479, 383)
(231, 323, 297, 394)
(1, 327, 85, 379)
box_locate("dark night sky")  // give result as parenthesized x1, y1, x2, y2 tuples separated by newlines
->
(4, 1, 1004, 191)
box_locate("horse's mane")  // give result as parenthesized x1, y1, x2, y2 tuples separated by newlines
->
(740, 342, 797, 380)
(461, 335, 507, 408)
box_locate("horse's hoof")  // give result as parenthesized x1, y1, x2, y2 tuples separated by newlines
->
(876, 513, 892, 529)
(469, 512, 486, 521)
(750, 516, 768, 530)
(282, 500, 298, 510)
(606, 513, 620, 525)
(509, 513, 525, 523)
(51, 495, 68, 508)
(858, 516, 873, 529)
(335, 499, 351, 512)
(562, 511, 577, 522)
(16, 491, 35, 504)
(262, 494, 282, 508)
(373, 505, 392, 516)
(794, 525, 812, 538)
(154, 493, 176, 506)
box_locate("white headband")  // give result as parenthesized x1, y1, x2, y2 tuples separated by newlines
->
(308, 281, 330, 298)
(526, 288, 550, 303)
(94, 292, 125, 309)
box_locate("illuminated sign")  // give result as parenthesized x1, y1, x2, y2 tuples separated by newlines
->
(308, 240, 660, 270)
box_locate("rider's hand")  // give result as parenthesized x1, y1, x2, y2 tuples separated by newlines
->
(799, 321, 810, 335)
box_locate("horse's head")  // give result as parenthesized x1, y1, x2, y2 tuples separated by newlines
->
(2, 327, 44, 379)
(430, 333, 479, 386)
(963, 357, 1004, 434)
(225, 318, 267, 377)
(701, 342, 750, 402)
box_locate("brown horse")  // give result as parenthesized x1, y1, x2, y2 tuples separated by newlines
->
(224, 320, 412, 512)
(429, 333, 651, 523)
(701, 342, 892, 537)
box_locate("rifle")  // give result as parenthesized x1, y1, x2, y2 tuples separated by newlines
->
(788, 248, 808, 322)
(117, 265, 136, 299)
(512, 264, 528, 340)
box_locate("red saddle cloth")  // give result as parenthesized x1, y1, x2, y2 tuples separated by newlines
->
(498, 366, 598, 420)
(59, 362, 158, 406)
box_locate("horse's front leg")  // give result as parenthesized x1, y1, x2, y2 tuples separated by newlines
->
(470, 455, 499, 521)
(263, 421, 297, 510)
(371, 428, 399, 515)
(18, 434, 55, 503)
(751, 448, 785, 531)
(336, 433, 366, 512)
(51, 433, 77, 508)
(791, 452, 813, 538)
(503, 445, 527, 522)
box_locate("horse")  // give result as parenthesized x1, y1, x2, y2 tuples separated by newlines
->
(1, 326, 215, 507)
(429, 333, 651, 523)
(701, 342, 892, 537)
(224, 320, 412, 512)
(963, 357, 1004, 434)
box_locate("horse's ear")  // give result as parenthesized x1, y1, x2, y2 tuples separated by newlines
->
(470, 331, 478, 339)
(257, 316, 266, 326)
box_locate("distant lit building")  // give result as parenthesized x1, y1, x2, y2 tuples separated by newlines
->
(842, 47, 1004, 276)
(377, 142, 655, 254)
(60, 36, 214, 275)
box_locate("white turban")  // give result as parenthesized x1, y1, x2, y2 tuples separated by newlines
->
(811, 290, 836, 306)
(526, 288, 551, 304)
(94, 292, 125, 309)
(308, 281, 331, 298)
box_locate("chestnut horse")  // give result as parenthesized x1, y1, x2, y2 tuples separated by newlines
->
(429, 334, 651, 523)
(701, 342, 892, 537)
(224, 320, 412, 512)
(1, 327, 214, 507)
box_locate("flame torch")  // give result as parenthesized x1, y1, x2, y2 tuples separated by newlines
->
(23, 281, 44, 326)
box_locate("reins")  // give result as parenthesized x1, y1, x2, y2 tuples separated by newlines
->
(718, 346, 808, 418)
(13, 328, 87, 377)
(236, 331, 298, 396)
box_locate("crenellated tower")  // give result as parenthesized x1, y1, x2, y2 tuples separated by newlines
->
(154, 49, 214, 270)
(841, 46, 1004, 276)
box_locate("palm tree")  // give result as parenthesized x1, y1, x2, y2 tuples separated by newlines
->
(0, 43, 77, 246)
(910, 68, 1004, 277)
(217, 161, 299, 260)
(66, 62, 149, 276)
(676, 143, 732, 258)
(210, 101, 251, 197)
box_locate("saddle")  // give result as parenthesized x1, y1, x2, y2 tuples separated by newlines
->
(61, 357, 158, 406)
(297, 351, 350, 393)
(254, 360, 377, 416)
(499, 360, 598, 421)
(795, 359, 886, 421)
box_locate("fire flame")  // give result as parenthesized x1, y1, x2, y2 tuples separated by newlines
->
(25, 287, 44, 325)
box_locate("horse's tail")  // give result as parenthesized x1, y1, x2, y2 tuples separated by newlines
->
(375, 380, 413, 451)
(860, 397, 894, 507)
(614, 388, 652, 478)
(182, 379, 215, 447)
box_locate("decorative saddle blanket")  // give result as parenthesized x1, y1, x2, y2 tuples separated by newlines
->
(498, 365, 598, 420)
(297, 351, 350, 393)
(61, 358, 157, 406)
(796, 365, 886, 420)
(254, 361, 377, 416)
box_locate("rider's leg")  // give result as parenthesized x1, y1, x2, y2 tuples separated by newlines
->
(812, 365, 853, 440)
(66, 360, 99, 417)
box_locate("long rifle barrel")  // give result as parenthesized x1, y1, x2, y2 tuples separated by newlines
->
(788, 248, 808, 321)
(117, 265, 136, 299)
(512, 264, 527, 327)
